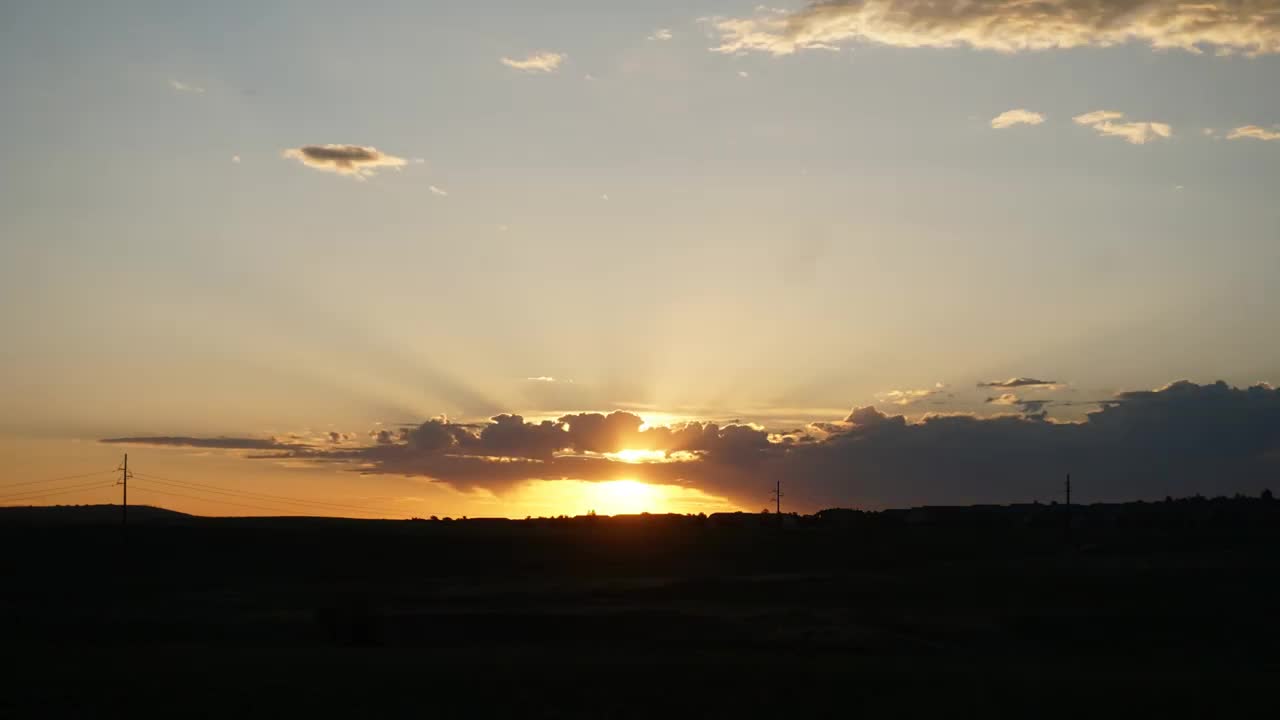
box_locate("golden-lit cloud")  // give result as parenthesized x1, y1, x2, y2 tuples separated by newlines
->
(429, 185, 449, 197)
(282, 144, 408, 179)
(649, 28, 674, 41)
(977, 377, 1060, 389)
(985, 393, 1051, 415)
(500, 52, 566, 72)
(708, 1, 1280, 56)
(875, 383, 947, 406)
(991, 109, 1045, 129)
(1227, 125, 1280, 141)
(169, 79, 204, 93)
(1073, 111, 1172, 144)
(102, 382, 1280, 512)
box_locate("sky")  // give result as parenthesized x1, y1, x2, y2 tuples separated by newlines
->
(2, 1, 1279, 518)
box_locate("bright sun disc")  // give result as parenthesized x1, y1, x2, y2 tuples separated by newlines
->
(589, 480, 658, 516)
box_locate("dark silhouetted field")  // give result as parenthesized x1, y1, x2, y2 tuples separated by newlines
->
(3, 498, 1278, 717)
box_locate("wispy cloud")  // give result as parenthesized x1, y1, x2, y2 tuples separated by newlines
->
(649, 28, 673, 41)
(875, 383, 947, 406)
(501, 52, 565, 73)
(170, 79, 204, 93)
(527, 376, 573, 384)
(429, 185, 449, 197)
(281, 144, 408, 179)
(986, 393, 1052, 416)
(991, 108, 1045, 129)
(1074, 110, 1172, 145)
(101, 435, 305, 451)
(1227, 125, 1280, 141)
(978, 377, 1060, 389)
(707, 1, 1280, 56)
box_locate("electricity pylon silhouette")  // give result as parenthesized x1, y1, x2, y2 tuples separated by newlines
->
(770, 481, 783, 523)
(116, 454, 132, 527)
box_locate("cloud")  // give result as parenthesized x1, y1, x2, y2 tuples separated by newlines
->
(707, 1, 1280, 56)
(986, 393, 1052, 416)
(527, 376, 572, 383)
(649, 29, 674, 41)
(986, 393, 1022, 406)
(991, 109, 1046, 129)
(231, 155, 241, 164)
(169, 79, 204, 93)
(1074, 110, 1172, 144)
(1227, 125, 1280, 141)
(738, 70, 750, 78)
(282, 145, 408, 179)
(501, 52, 566, 72)
(101, 436, 305, 451)
(429, 185, 449, 197)
(1073, 110, 1124, 125)
(978, 377, 1060, 389)
(108, 382, 1280, 512)
(875, 383, 947, 406)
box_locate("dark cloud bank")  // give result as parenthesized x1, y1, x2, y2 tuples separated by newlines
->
(103, 381, 1280, 511)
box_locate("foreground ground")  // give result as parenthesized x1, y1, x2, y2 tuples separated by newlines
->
(2, 502, 1277, 717)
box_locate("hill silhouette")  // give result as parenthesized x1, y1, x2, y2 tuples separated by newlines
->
(0, 503, 191, 526)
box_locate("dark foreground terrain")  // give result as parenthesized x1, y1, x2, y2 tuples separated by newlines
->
(3, 498, 1278, 717)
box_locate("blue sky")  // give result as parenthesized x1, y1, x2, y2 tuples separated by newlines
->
(2, 1, 1278, 515)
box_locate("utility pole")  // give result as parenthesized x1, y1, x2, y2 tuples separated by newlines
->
(117, 453, 131, 527)
(770, 481, 783, 516)
(1064, 473, 1072, 544)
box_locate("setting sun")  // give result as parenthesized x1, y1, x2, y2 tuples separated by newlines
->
(589, 480, 659, 516)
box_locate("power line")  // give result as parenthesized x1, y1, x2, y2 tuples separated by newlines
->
(0, 469, 116, 491)
(0, 478, 123, 502)
(132, 471, 412, 518)
(128, 482, 310, 516)
(134, 477, 391, 517)
(0, 482, 118, 504)
(134, 472, 408, 517)
(130, 478, 408, 519)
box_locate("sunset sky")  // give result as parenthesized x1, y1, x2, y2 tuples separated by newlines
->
(3, 1, 1279, 518)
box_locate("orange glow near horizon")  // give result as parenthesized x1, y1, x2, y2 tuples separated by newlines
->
(504, 478, 737, 518)
(0, 438, 742, 520)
